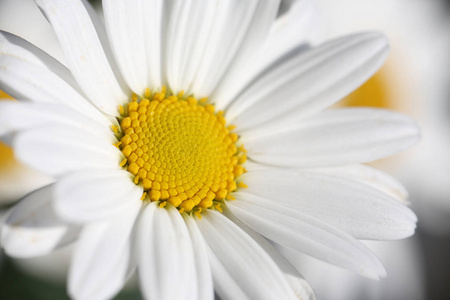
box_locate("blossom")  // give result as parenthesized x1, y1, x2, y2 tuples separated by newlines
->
(0, 0, 420, 299)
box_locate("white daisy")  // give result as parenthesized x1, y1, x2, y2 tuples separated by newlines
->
(0, 0, 420, 299)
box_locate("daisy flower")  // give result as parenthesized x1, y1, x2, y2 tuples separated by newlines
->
(0, 0, 420, 299)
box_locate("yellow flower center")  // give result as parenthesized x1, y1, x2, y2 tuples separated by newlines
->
(116, 88, 247, 215)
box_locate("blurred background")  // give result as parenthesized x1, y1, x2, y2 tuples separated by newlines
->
(1, 0, 450, 299)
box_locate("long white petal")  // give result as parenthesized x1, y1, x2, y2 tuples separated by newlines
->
(224, 208, 316, 300)
(197, 209, 298, 300)
(244, 108, 419, 167)
(239, 168, 416, 240)
(142, 0, 163, 89)
(103, 0, 149, 94)
(190, 0, 279, 98)
(228, 193, 387, 279)
(14, 124, 120, 177)
(69, 200, 141, 300)
(226, 32, 389, 130)
(35, 0, 129, 115)
(0, 0, 65, 62)
(164, 0, 216, 93)
(53, 169, 143, 224)
(1, 185, 80, 258)
(263, 0, 320, 69)
(312, 164, 409, 201)
(0, 31, 111, 125)
(214, 0, 319, 110)
(183, 215, 214, 300)
(137, 203, 197, 300)
(0, 102, 114, 141)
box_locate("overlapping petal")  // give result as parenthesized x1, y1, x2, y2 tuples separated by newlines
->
(189, 0, 280, 98)
(0, 102, 114, 141)
(228, 193, 387, 279)
(137, 203, 198, 300)
(103, 0, 152, 94)
(35, 0, 129, 115)
(313, 164, 409, 201)
(164, 0, 217, 93)
(14, 124, 120, 176)
(1, 185, 80, 258)
(237, 168, 417, 240)
(197, 209, 298, 300)
(53, 169, 143, 224)
(68, 200, 141, 300)
(0, 31, 111, 125)
(183, 214, 215, 300)
(243, 108, 419, 167)
(226, 32, 389, 130)
(214, 0, 320, 109)
(224, 208, 316, 300)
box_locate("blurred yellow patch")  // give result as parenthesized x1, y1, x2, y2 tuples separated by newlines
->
(0, 89, 16, 169)
(0, 89, 13, 100)
(0, 141, 15, 169)
(340, 68, 390, 108)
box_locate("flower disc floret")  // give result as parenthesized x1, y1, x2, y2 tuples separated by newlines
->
(116, 88, 247, 214)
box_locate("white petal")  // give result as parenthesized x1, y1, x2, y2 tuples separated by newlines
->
(190, 0, 279, 98)
(35, 0, 129, 115)
(227, 193, 387, 279)
(53, 169, 143, 224)
(0, 0, 65, 63)
(14, 124, 120, 176)
(239, 169, 417, 240)
(226, 32, 389, 130)
(224, 208, 316, 300)
(1, 185, 80, 258)
(183, 214, 214, 300)
(0, 151, 54, 205)
(164, 0, 216, 93)
(69, 201, 141, 300)
(313, 164, 409, 201)
(264, 0, 320, 67)
(203, 246, 247, 300)
(197, 209, 298, 300)
(137, 203, 197, 300)
(0, 31, 111, 125)
(244, 108, 420, 167)
(214, 0, 319, 110)
(103, 0, 150, 94)
(0, 102, 114, 141)
(142, 0, 163, 89)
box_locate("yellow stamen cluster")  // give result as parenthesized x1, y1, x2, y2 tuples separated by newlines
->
(117, 88, 247, 214)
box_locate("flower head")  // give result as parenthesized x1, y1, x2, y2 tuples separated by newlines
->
(0, 0, 420, 299)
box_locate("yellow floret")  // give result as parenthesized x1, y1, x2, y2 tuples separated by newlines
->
(116, 87, 247, 214)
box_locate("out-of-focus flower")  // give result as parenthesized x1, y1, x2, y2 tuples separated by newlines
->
(0, 0, 55, 205)
(0, 0, 68, 292)
(0, 138, 52, 205)
(0, 95, 52, 205)
(0, 0, 420, 299)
